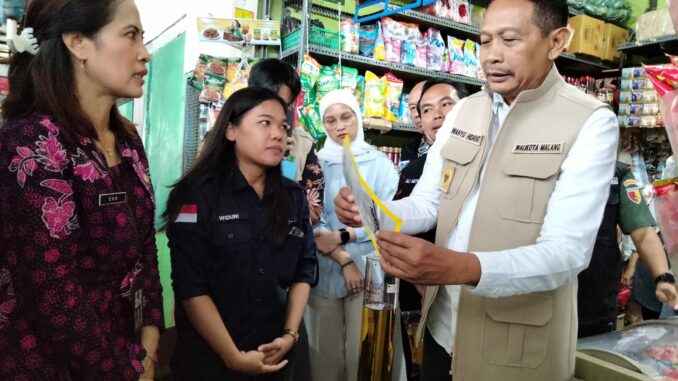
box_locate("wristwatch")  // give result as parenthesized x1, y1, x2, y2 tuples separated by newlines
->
(339, 228, 350, 244)
(655, 272, 676, 285)
(283, 328, 299, 343)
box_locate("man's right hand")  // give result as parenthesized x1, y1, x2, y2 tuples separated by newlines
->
(335, 187, 363, 227)
(227, 350, 288, 375)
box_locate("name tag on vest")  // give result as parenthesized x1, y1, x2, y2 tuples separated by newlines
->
(450, 127, 483, 146)
(218, 213, 241, 222)
(512, 142, 564, 154)
(99, 192, 127, 206)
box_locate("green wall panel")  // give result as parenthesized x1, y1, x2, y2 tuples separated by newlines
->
(144, 32, 186, 327)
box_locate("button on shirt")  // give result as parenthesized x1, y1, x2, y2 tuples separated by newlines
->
(386, 92, 619, 353)
(168, 169, 318, 370)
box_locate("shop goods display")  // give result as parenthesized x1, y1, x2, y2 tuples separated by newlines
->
(337, 17, 482, 79)
(635, 9, 676, 41)
(578, 321, 678, 380)
(296, 55, 411, 141)
(567, 14, 629, 62)
(567, 0, 632, 25)
(618, 67, 663, 129)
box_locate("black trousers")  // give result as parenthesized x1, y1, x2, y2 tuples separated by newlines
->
(419, 329, 452, 381)
(578, 320, 615, 338)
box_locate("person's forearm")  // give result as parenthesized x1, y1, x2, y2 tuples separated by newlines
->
(284, 283, 311, 334)
(140, 325, 160, 357)
(329, 246, 352, 265)
(184, 295, 240, 365)
(627, 251, 639, 271)
(631, 227, 670, 278)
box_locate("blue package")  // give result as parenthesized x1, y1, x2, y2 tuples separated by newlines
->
(281, 159, 297, 180)
(359, 24, 378, 58)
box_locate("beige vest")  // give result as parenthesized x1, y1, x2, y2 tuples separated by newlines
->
(416, 66, 608, 381)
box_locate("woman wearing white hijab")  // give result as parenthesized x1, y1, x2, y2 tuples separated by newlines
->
(305, 89, 401, 381)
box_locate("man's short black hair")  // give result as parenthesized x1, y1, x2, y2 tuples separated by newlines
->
(248, 58, 302, 102)
(417, 79, 468, 115)
(489, 0, 568, 36)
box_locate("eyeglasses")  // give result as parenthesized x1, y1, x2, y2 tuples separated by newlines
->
(323, 112, 355, 130)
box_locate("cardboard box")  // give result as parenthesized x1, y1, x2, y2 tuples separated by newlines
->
(603, 23, 630, 62)
(568, 15, 605, 59)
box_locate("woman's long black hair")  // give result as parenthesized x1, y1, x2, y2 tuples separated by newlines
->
(163, 87, 291, 247)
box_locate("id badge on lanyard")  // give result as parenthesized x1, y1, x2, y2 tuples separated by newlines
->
(134, 286, 143, 333)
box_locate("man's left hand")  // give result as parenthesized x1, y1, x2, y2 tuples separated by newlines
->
(656, 282, 678, 310)
(376, 231, 481, 286)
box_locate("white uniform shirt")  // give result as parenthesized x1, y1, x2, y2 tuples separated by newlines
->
(385, 92, 619, 353)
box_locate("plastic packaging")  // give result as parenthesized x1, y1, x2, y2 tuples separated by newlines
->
(341, 19, 359, 55)
(359, 24, 379, 58)
(448, 36, 465, 75)
(364, 71, 386, 118)
(426, 28, 445, 71)
(384, 73, 404, 122)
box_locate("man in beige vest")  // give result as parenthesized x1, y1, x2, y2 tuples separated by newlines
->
(335, 0, 619, 380)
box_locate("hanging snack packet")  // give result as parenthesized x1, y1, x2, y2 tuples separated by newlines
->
(383, 73, 404, 122)
(300, 54, 322, 88)
(359, 23, 379, 58)
(426, 28, 445, 71)
(463, 39, 478, 78)
(341, 66, 360, 93)
(190, 54, 209, 90)
(364, 71, 386, 118)
(448, 36, 465, 75)
(341, 19, 359, 55)
(316, 65, 341, 102)
(223, 71, 248, 100)
(301, 104, 325, 141)
(200, 72, 225, 103)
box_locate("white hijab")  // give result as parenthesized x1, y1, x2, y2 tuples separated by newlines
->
(317, 89, 375, 164)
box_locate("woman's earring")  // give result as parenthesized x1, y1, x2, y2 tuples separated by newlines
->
(80, 60, 86, 69)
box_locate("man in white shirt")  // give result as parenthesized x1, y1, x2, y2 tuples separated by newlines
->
(335, 0, 619, 379)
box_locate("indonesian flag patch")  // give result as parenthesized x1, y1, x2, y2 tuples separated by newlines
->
(175, 204, 198, 223)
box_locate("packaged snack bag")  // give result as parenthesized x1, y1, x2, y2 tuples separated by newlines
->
(359, 23, 379, 58)
(448, 36, 465, 75)
(383, 73, 404, 122)
(463, 39, 479, 78)
(426, 28, 445, 71)
(341, 19, 359, 55)
(316, 65, 341, 102)
(364, 71, 386, 118)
